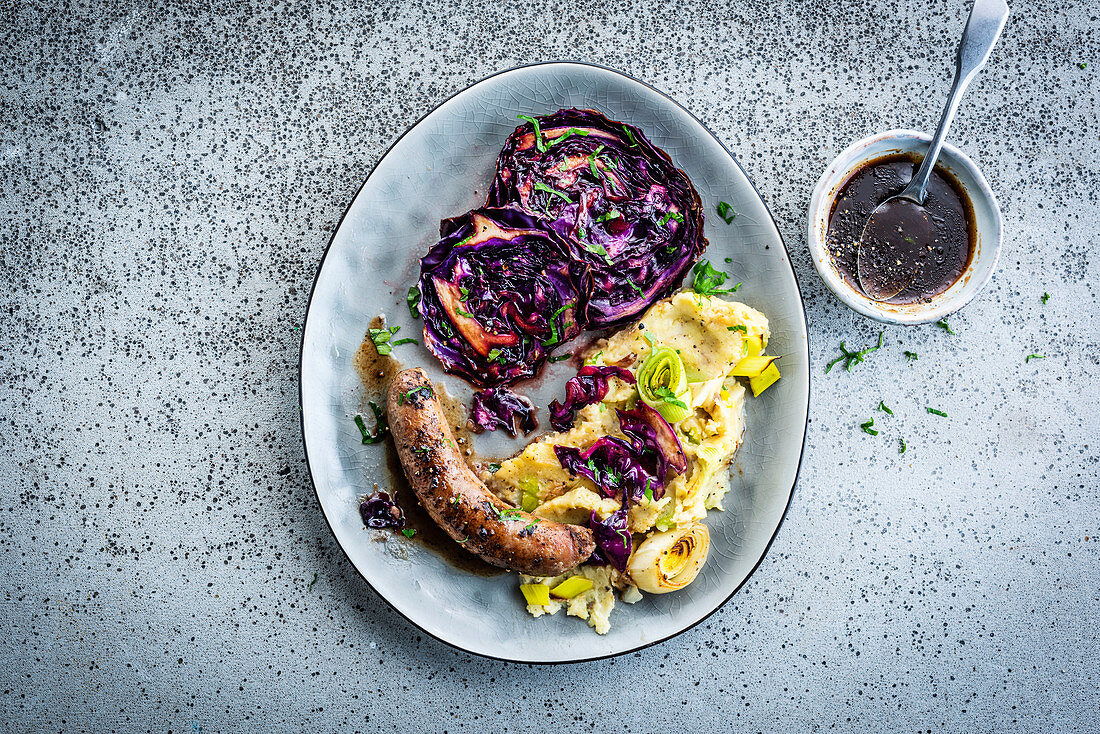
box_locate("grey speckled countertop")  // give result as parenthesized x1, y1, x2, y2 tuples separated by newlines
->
(2, 1, 1098, 731)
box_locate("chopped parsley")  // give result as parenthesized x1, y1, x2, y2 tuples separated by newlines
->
(825, 332, 884, 373)
(644, 479, 654, 503)
(691, 260, 740, 297)
(595, 209, 622, 223)
(878, 401, 893, 415)
(728, 324, 747, 333)
(353, 401, 388, 444)
(307, 572, 318, 592)
(407, 285, 421, 319)
(401, 528, 416, 538)
(716, 201, 736, 224)
(547, 127, 590, 147)
(1041, 292, 1050, 304)
(936, 318, 955, 334)
(549, 353, 572, 363)
(584, 241, 614, 265)
(368, 325, 401, 355)
(540, 303, 572, 347)
(926, 407, 948, 417)
(1025, 354, 1046, 363)
(657, 210, 684, 226)
(517, 113, 547, 152)
(400, 385, 433, 405)
(899, 437, 907, 454)
(860, 419, 878, 436)
(534, 181, 572, 204)
(904, 350, 918, 361)
(588, 144, 606, 178)
(487, 348, 505, 364)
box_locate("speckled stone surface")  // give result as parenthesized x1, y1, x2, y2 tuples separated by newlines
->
(2, 0, 1097, 730)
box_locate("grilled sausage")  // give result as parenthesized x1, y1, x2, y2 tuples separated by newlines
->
(387, 368, 595, 576)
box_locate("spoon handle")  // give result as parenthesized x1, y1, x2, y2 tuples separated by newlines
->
(902, 0, 1009, 203)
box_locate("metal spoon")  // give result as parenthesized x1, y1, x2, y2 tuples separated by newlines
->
(857, 0, 1009, 301)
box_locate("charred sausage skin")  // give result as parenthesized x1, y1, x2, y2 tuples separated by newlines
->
(387, 368, 595, 576)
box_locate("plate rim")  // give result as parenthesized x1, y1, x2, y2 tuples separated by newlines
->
(298, 60, 811, 664)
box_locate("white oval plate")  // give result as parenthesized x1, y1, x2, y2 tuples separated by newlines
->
(300, 62, 809, 663)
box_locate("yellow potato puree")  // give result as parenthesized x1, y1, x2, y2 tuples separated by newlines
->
(485, 292, 772, 634)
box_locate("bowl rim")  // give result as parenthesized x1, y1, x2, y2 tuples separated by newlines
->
(806, 129, 1002, 325)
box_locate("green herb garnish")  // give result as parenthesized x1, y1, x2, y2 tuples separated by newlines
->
(401, 528, 416, 538)
(307, 572, 318, 592)
(860, 419, 878, 436)
(653, 385, 689, 410)
(936, 319, 955, 334)
(825, 332, 884, 373)
(728, 325, 747, 333)
(487, 348, 505, 364)
(459, 286, 470, 301)
(368, 325, 401, 355)
(588, 144, 606, 178)
(926, 407, 947, 417)
(622, 125, 638, 147)
(724, 257, 732, 263)
(400, 385, 433, 405)
(657, 210, 684, 226)
(584, 241, 614, 265)
(1041, 292, 1050, 304)
(643, 479, 654, 503)
(691, 260, 740, 297)
(628, 280, 646, 297)
(716, 201, 736, 224)
(455, 306, 475, 318)
(1079, 62, 1088, 69)
(540, 303, 572, 347)
(354, 401, 389, 444)
(487, 462, 502, 473)
(595, 210, 621, 223)
(899, 437, 907, 454)
(878, 401, 893, 415)
(407, 285, 421, 319)
(392, 337, 418, 347)
(904, 351, 918, 361)
(1025, 354, 1045, 363)
(549, 353, 572, 363)
(547, 127, 590, 147)
(534, 181, 572, 204)
(517, 113, 547, 152)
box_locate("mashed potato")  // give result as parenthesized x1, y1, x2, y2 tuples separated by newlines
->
(488, 292, 770, 633)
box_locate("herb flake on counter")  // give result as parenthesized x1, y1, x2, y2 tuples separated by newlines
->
(691, 260, 740, 297)
(826, 331, 884, 373)
(354, 401, 389, 444)
(878, 401, 893, 415)
(899, 437, 907, 454)
(936, 318, 955, 334)
(368, 325, 401, 355)
(549, 353, 572, 363)
(307, 572, 318, 592)
(407, 286, 421, 319)
(1026, 354, 1046, 363)
(1041, 292, 1050, 304)
(391, 337, 418, 347)
(716, 201, 736, 224)
(926, 407, 948, 417)
(904, 351, 918, 361)
(1079, 62, 1088, 69)
(860, 419, 878, 436)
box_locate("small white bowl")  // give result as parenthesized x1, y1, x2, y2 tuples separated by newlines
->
(807, 129, 1002, 324)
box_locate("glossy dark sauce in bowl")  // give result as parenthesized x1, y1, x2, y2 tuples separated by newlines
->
(826, 153, 976, 304)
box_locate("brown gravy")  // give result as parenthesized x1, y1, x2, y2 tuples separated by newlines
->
(353, 319, 505, 577)
(826, 153, 975, 304)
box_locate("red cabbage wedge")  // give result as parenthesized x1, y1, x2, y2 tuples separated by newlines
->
(488, 108, 707, 326)
(418, 206, 591, 387)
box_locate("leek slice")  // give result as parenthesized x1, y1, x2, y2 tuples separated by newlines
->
(637, 346, 692, 423)
(519, 583, 550, 606)
(730, 354, 780, 378)
(519, 477, 540, 512)
(627, 523, 710, 594)
(549, 576, 594, 599)
(749, 362, 781, 396)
